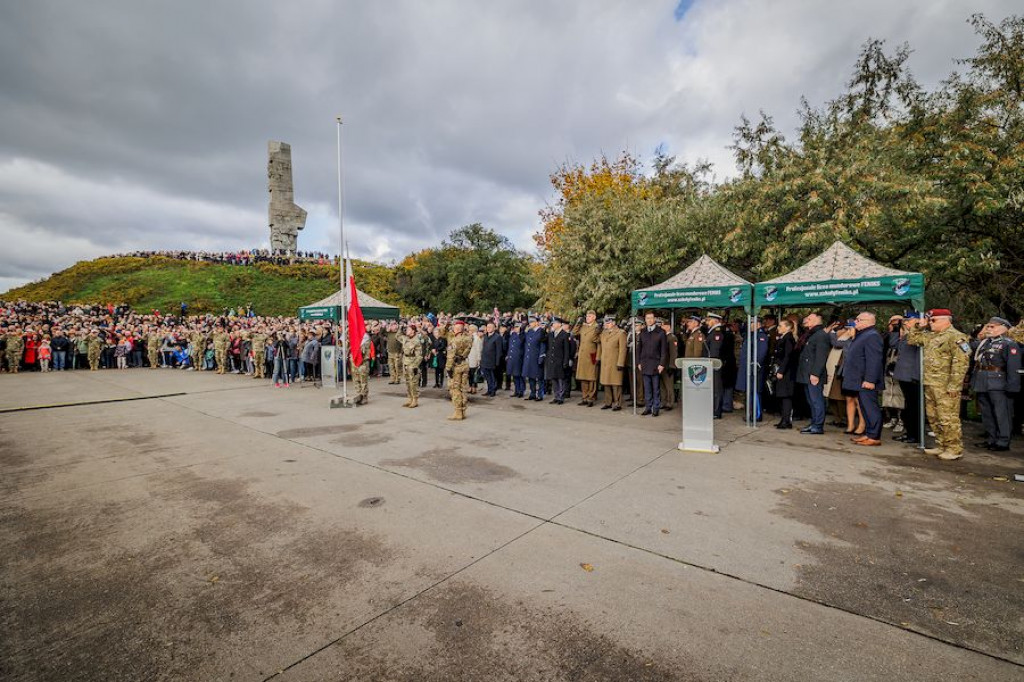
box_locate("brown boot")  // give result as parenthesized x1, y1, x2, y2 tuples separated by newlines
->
(447, 411, 462, 421)
(402, 399, 412, 407)
(410, 398, 418, 408)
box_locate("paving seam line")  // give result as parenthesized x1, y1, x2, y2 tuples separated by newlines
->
(156, 396, 1024, 672)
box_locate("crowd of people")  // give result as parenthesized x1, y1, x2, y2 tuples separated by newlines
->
(111, 249, 337, 266)
(3, 299, 1022, 460)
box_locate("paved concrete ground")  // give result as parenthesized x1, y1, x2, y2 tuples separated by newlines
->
(2, 370, 1022, 681)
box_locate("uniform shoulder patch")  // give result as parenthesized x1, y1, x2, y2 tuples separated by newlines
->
(1012, 348, 1018, 355)
(958, 342, 971, 354)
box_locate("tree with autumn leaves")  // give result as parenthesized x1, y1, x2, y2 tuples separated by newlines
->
(534, 13, 1024, 322)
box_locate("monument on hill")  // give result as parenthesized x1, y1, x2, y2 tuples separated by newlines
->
(267, 141, 307, 254)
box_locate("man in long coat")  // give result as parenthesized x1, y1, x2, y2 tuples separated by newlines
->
(522, 316, 547, 401)
(637, 312, 668, 416)
(599, 316, 627, 411)
(573, 310, 601, 407)
(545, 318, 572, 404)
(505, 322, 526, 397)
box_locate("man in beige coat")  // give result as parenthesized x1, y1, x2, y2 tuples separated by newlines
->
(573, 310, 601, 407)
(599, 316, 628, 411)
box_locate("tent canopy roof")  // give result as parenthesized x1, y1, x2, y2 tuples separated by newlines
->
(632, 255, 753, 312)
(762, 241, 911, 284)
(755, 241, 925, 310)
(305, 288, 398, 311)
(644, 254, 752, 291)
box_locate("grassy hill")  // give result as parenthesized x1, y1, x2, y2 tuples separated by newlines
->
(1, 257, 407, 317)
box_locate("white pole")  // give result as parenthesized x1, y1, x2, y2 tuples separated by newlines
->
(332, 116, 351, 407)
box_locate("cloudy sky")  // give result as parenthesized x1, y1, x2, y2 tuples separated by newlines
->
(0, 0, 1017, 292)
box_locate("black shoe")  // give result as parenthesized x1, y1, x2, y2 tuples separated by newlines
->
(662, 405, 673, 411)
(713, 415, 722, 420)
(776, 422, 792, 429)
(801, 426, 824, 434)
(990, 444, 1010, 452)
(556, 399, 565, 405)
(601, 404, 612, 410)
(652, 409, 659, 417)
(974, 441, 994, 449)
(612, 405, 622, 411)
(550, 398, 559, 404)
(641, 408, 652, 416)
(577, 400, 588, 406)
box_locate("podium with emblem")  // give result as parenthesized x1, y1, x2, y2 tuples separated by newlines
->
(677, 357, 722, 453)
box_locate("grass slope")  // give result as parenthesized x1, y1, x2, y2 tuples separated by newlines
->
(1, 257, 405, 317)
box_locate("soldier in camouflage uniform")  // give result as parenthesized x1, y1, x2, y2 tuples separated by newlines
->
(1009, 320, 1024, 345)
(386, 322, 403, 384)
(190, 329, 207, 371)
(907, 309, 971, 460)
(445, 318, 473, 420)
(352, 333, 372, 405)
(146, 327, 161, 368)
(5, 327, 24, 373)
(400, 323, 428, 407)
(87, 330, 103, 371)
(251, 331, 267, 378)
(213, 326, 229, 374)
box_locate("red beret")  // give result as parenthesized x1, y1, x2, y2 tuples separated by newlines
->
(928, 309, 952, 317)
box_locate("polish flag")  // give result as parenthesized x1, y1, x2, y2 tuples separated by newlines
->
(346, 257, 374, 367)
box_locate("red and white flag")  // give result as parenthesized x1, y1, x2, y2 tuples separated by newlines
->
(345, 257, 375, 367)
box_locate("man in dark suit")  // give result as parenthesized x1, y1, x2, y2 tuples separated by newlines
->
(637, 312, 668, 416)
(796, 312, 830, 434)
(843, 312, 886, 446)
(479, 322, 504, 397)
(545, 318, 572, 404)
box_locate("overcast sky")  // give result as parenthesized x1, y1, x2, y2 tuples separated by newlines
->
(0, 0, 1017, 292)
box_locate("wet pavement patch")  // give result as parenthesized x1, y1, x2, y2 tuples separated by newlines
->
(358, 496, 386, 508)
(239, 410, 278, 418)
(773, 480, 1024, 663)
(276, 424, 362, 438)
(332, 433, 393, 447)
(329, 581, 704, 681)
(1, 469, 395, 681)
(381, 448, 517, 484)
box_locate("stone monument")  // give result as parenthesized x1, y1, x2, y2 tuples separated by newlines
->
(267, 141, 307, 254)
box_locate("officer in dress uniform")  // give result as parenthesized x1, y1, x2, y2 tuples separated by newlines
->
(573, 310, 601, 407)
(659, 319, 679, 411)
(683, 316, 705, 358)
(703, 313, 728, 419)
(971, 317, 1021, 451)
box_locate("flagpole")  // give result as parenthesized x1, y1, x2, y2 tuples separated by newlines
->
(331, 116, 352, 408)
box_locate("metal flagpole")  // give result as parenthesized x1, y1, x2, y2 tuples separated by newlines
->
(331, 116, 352, 408)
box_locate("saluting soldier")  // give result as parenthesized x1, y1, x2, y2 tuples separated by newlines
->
(386, 322, 403, 384)
(190, 329, 207, 371)
(251, 330, 267, 378)
(400, 323, 427, 408)
(351, 333, 372, 405)
(445, 318, 473, 420)
(599, 315, 628, 411)
(87, 329, 102, 371)
(146, 327, 161, 369)
(5, 326, 24, 374)
(907, 309, 971, 460)
(573, 310, 601, 407)
(971, 316, 1021, 452)
(660, 319, 679, 411)
(213, 326, 230, 374)
(683, 316, 705, 358)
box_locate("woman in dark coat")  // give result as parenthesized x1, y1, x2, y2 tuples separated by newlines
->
(772, 319, 798, 429)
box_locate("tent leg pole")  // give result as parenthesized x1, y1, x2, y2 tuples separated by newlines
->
(632, 315, 637, 416)
(919, 348, 926, 450)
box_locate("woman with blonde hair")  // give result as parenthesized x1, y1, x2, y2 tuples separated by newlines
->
(771, 319, 798, 428)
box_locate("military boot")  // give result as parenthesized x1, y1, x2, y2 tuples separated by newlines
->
(923, 447, 944, 456)
(447, 410, 462, 421)
(937, 450, 963, 461)
(409, 398, 419, 408)
(402, 398, 412, 407)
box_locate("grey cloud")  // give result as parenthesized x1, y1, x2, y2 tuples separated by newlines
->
(1, 0, 1019, 289)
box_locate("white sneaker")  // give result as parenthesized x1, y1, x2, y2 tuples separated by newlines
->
(927, 430, 936, 437)
(882, 419, 895, 429)
(893, 421, 905, 433)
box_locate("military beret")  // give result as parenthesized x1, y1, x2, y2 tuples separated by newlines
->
(928, 309, 952, 318)
(988, 316, 1011, 328)
(452, 318, 466, 326)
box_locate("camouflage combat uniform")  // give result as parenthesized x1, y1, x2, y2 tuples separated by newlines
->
(387, 330, 403, 384)
(147, 332, 161, 368)
(352, 338, 371, 404)
(400, 333, 427, 407)
(908, 324, 971, 458)
(445, 329, 474, 420)
(1009, 321, 1024, 345)
(87, 333, 102, 371)
(213, 331, 229, 374)
(5, 332, 23, 373)
(191, 331, 206, 371)
(251, 333, 266, 378)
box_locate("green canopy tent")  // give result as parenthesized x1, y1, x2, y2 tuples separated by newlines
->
(753, 241, 925, 311)
(299, 288, 400, 322)
(753, 241, 926, 448)
(630, 255, 755, 423)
